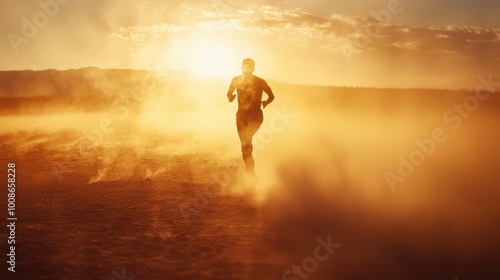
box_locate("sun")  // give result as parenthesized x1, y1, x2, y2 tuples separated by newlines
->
(185, 35, 238, 77)
(163, 32, 244, 77)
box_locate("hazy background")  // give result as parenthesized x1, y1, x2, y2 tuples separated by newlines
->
(1, 0, 499, 88)
(0, 68, 499, 279)
(0, 0, 499, 279)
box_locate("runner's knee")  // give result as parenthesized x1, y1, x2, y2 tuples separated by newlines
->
(241, 143, 253, 155)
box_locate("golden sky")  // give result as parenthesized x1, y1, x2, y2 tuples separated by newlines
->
(1, 0, 499, 89)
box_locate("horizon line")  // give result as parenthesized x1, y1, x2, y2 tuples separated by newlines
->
(0, 66, 477, 92)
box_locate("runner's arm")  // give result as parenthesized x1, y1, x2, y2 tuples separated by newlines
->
(227, 80, 236, 102)
(262, 83, 275, 108)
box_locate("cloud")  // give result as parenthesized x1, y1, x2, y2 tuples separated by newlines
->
(110, 23, 191, 42)
(98, 4, 500, 88)
(389, 41, 422, 51)
(111, 5, 500, 64)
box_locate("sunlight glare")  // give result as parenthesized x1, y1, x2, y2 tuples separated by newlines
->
(185, 35, 238, 77)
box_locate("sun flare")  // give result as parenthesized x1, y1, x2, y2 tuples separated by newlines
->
(184, 35, 238, 77)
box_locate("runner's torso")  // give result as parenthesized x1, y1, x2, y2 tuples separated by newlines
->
(231, 75, 268, 113)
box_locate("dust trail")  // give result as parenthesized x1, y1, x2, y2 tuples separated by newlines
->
(248, 87, 500, 279)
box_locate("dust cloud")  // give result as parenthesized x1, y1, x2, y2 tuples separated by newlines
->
(1, 69, 499, 279)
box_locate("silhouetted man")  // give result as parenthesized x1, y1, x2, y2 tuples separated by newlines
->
(227, 58, 275, 176)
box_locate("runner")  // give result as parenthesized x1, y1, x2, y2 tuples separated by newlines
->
(227, 58, 275, 176)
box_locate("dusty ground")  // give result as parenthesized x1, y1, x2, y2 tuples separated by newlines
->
(1, 83, 500, 280)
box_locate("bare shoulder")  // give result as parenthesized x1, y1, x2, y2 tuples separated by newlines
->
(231, 75, 242, 87)
(253, 75, 267, 84)
(232, 75, 243, 83)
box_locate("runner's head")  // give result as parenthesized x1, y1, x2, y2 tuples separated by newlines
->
(242, 58, 255, 74)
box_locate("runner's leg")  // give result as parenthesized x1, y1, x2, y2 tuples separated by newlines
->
(237, 111, 263, 174)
